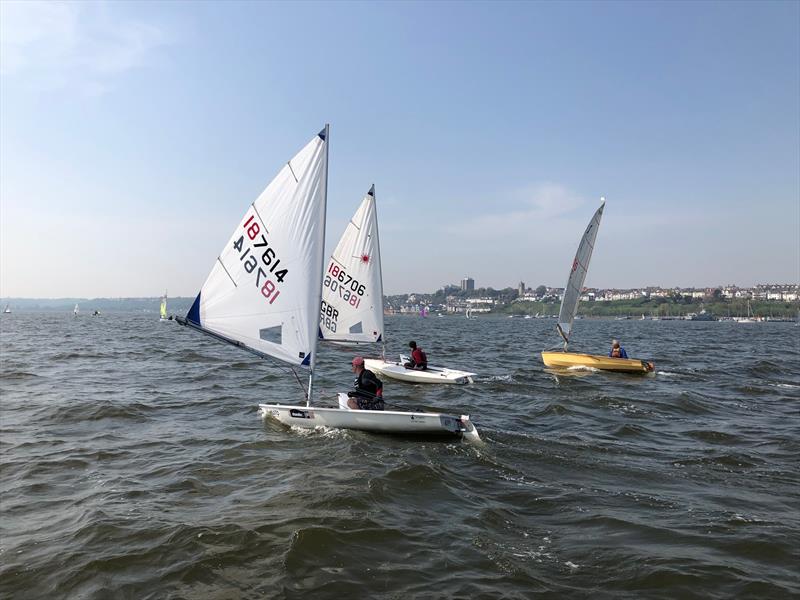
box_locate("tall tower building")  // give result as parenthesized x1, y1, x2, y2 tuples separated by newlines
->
(518, 281, 525, 296)
(461, 277, 475, 291)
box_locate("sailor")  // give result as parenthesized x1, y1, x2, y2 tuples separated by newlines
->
(347, 356, 384, 410)
(403, 341, 428, 370)
(609, 339, 628, 359)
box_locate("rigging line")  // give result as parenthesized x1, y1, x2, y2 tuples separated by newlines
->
(289, 365, 308, 399)
(287, 161, 298, 183)
(251, 203, 269, 235)
(217, 257, 237, 286)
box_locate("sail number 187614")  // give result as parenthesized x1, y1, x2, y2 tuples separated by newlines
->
(232, 215, 289, 305)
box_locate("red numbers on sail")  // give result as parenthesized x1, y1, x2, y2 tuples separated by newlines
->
(232, 215, 289, 305)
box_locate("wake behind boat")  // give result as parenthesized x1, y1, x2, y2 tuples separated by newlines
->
(540, 199, 654, 374)
(177, 127, 478, 441)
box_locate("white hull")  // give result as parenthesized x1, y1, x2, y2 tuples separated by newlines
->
(259, 394, 479, 442)
(364, 358, 476, 384)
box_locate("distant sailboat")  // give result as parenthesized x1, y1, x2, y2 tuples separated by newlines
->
(160, 292, 168, 321)
(2, 304, 10, 314)
(73, 304, 79, 317)
(737, 300, 757, 323)
(541, 199, 654, 374)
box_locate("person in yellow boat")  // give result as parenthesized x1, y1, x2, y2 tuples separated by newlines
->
(609, 339, 628, 359)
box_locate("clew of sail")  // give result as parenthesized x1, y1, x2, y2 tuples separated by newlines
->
(184, 128, 329, 368)
(556, 201, 604, 345)
(320, 185, 384, 344)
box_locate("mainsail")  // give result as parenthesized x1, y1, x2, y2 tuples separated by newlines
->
(160, 293, 168, 319)
(556, 200, 605, 346)
(183, 128, 329, 370)
(319, 185, 384, 345)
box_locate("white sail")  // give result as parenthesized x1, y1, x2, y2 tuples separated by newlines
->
(319, 185, 384, 344)
(185, 128, 329, 368)
(557, 200, 605, 345)
(160, 293, 168, 319)
(74, 304, 79, 316)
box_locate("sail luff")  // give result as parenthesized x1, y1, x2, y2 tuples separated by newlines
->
(556, 201, 605, 346)
(307, 124, 329, 406)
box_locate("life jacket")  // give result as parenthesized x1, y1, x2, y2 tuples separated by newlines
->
(412, 347, 427, 367)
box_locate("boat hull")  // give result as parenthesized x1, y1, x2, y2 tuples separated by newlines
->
(363, 358, 476, 384)
(259, 394, 480, 442)
(541, 351, 654, 373)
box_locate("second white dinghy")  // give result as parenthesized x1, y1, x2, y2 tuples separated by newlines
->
(364, 356, 477, 385)
(319, 185, 477, 385)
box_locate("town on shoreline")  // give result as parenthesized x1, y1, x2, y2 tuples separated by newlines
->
(385, 281, 800, 320)
(2, 282, 798, 320)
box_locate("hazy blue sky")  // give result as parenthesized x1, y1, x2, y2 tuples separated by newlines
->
(1, 0, 798, 297)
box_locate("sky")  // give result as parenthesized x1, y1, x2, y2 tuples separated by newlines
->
(1, 0, 798, 297)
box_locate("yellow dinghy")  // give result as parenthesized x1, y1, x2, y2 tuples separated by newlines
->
(540, 199, 655, 375)
(541, 351, 654, 373)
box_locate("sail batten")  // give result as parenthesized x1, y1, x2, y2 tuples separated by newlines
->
(556, 201, 605, 345)
(184, 129, 329, 369)
(320, 186, 384, 345)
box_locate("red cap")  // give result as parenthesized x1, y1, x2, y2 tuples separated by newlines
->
(351, 356, 365, 367)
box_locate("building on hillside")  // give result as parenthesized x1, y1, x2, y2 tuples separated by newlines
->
(461, 277, 475, 292)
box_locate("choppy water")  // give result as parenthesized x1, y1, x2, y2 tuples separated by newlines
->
(1, 312, 799, 599)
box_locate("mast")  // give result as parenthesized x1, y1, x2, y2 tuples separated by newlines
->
(370, 183, 387, 360)
(307, 123, 329, 407)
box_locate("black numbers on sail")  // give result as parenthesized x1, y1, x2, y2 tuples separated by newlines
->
(233, 236, 244, 252)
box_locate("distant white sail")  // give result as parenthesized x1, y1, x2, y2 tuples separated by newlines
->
(320, 185, 384, 344)
(185, 129, 329, 368)
(74, 304, 79, 316)
(557, 201, 605, 344)
(160, 293, 168, 319)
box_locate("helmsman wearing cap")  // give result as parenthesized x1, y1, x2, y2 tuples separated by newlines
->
(347, 356, 384, 410)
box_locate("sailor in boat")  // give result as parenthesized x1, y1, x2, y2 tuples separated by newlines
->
(609, 339, 628, 359)
(347, 357, 385, 410)
(403, 341, 428, 370)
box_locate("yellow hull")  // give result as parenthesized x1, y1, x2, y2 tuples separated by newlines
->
(541, 351, 654, 373)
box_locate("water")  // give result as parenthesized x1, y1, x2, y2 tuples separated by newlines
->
(1, 313, 799, 599)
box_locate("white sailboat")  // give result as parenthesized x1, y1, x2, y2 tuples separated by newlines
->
(541, 199, 654, 374)
(320, 185, 478, 386)
(177, 128, 478, 439)
(736, 300, 758, 323)
(73, 304, 79, 317)
(319, 185, 385, 348)
(160, 292, 168, 321)
(2, 304, 10, 314)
